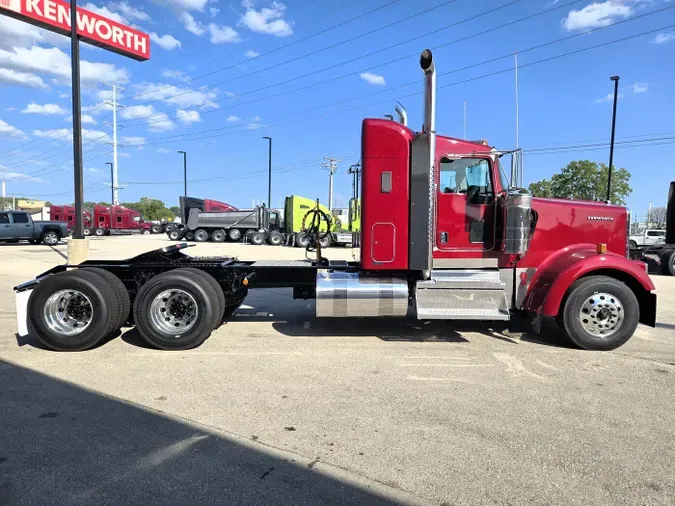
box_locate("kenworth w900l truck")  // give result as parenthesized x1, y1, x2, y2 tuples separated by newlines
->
(15, 50, 656, 353)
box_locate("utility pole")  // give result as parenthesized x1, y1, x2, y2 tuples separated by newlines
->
(322, 157, 342, 211)
(607, 75, 620, 204)
(71, 0, 85, 240)
(104, 84, 122, 205)
(106, 162, 114, 204)
(263, 136, 272, 207)
(177, 151, 187, 197)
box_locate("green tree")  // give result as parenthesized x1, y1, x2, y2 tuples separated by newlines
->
(170, 206, 181, 217)
(528, 160, 632, 205)
(121, 197, 174, 221)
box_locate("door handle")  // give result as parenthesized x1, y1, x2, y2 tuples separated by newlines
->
(440, 232, 448, 244)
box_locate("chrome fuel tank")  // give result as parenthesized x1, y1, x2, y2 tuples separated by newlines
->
(503, 189, 533, 255)
(315, 272, 409, 318)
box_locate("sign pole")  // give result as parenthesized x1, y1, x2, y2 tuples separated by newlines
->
(71, 0, 85, 240)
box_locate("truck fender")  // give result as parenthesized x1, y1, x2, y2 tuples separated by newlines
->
(523, 244, 656, 326)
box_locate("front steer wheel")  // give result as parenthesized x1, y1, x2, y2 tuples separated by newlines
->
(133, 270, 217, 350)
(27, 270, 121, 351)
(560, 275, 639, 351)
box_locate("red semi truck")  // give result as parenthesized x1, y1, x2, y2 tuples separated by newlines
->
(49, 205, 92, 233)
(15, 49, 657, 353)
(90, 205, 153, 236)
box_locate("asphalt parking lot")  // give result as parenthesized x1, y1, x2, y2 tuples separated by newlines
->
(1, 235, 674, 505)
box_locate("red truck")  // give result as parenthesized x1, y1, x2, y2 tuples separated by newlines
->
(90, 205, 153, 236)
(49, 205, 92, 234)
(15, 49, 657, 353)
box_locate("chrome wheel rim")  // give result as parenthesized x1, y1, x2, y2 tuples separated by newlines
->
(579, 292, 624, 338)
(44, 232, 58, 245)
(150, 289, 198, 335)
(44, 289, 93, 336)
(230, 230, 241, 240)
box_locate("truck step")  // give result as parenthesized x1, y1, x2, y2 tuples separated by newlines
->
(417, 269, 505, 290)
(415, 284, 510, 321)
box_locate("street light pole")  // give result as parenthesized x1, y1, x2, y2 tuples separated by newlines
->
(70, 0, 85, 240)
(106, 162, 114, 204)
(263, 137, 272, 207)
(177, 151, 187, 198)
(607, 75, 620, 204)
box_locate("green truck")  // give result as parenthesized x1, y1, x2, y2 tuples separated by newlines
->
(283, 195, 360, 248)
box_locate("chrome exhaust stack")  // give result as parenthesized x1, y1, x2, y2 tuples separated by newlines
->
(420, 49, 436, 279)
(395, 102, 408, 126)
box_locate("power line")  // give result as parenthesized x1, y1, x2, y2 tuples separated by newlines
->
(121, 20, 675, 149)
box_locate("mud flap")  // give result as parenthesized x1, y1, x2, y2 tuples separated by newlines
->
(640, 291, 657, 327)
(15, 290, 31, 337)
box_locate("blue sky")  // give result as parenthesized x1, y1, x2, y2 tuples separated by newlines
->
(0, 0, 673, 217)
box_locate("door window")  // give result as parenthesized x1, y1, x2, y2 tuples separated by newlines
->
(439, 157, 492, 204)
(647, 231, 665, 237)
(0, 213, 9, 224)
(117, 216, 123, 224)
(12, 213, 29, 224)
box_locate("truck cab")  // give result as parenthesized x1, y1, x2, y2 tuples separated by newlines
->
(93, 205, 152, 236)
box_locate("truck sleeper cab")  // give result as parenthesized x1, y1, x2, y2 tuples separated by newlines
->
(14, 49, 656, 353)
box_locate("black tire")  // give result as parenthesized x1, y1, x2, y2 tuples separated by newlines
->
(319, 234, 332, 248)
(661, 250, 675, 276)
(295, 232, 309, 248)
(211, 229, 226, 243)
(560, 275, 639, 351)
(94, 228, 106, 237)
(174, 268, 225, 329)
(228, 228, 242, 242)
(267, 232, 283, 246)
(250, 232, 265, 246)
(141, 229, 151, 235)
(184, 231, 195, 241)
(133, 270, 216, 350)
(168, 229, 181, 241)
(27, 270, 120, 351)
(83, 228, 93, 237)
(81, 267, 131, 331)
(629, 240, 638, 249)
(194, 229, 209, 243)
(151, 224, 163, 234)
(42, 231, 60, 246)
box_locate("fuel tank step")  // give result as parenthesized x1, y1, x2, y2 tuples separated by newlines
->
(417, 269, 505, 290)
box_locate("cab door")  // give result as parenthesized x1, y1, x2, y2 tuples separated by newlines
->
(435, 156, 496, 252)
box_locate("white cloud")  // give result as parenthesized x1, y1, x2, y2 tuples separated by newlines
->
(226, 115, 240, 122)
(83, 3, 127, 24)
(22, 102, 68, 115)
(209, 24, 240, 43)
(177, 109, 201, 123)
(96, 89, 114, 101)
(134, 82, 220, 108)
(121, 136, 146, 148)
(246, 116, 262, 130)
(240, 1, 293, 37)
(0, 15, 69, 51)
(632, 82, 648, 93)
(0, 166, 47, 183)
(153, 0, 209, 10)
(595, 92, 624, 103)
(244, 49, 260, 58)
(652, 32, 675, 44)
(121, 105, 156, 120)
(210, 7, 220, 17)
(0, 46, 129, 87)
(161, 69, 189, 80)
(360, 72, 386, 86)
(180, 12, 206, 36)
(6, 108, 16, 112)
(64, 114, 97, 124)
(561, 1, 633, 31)
(157, 147, 172, 153)
(87, 167, 103, 173)
(151, 33, 183, 51)
(83, 101, 115, 114)
(0, 68, 48, 89)
(148, 113, 176, 132)
(109, 1, 152, 22)
(0, 119, 27, 139)
(32, 128, 113, 144)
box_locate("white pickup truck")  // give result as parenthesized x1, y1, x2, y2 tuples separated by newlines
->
(629, 229, 666, 248)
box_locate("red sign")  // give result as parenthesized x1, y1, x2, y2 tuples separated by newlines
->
(0, 0, 150, 61)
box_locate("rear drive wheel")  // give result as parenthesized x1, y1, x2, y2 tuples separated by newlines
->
(228, 228, 242, 242)
(133, 271, 216, 350)
(94, 228, 106, 237)
(42, 231, 60, 246)
(268, 232, 283, 246)
(250, 232, 265, 246)
(295, 232, 310, 248)
(27, 270, 120, 351)
(141, 229, 151, 235)
(661, 250, 675, 276)
(151, 224, 163, 234)
(319, 234, 332, 248)
(83, 228, 93, 237)
(174, 268, 225, 328)
(168, 229, 181, 241)
(184, 231, 195, 241)
(82, 267, 131, 331)
(194, 229, 209, 242)
(560, 275, 639, 351)
(211, 229, 226, 243)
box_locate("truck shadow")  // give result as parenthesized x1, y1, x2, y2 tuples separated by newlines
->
(0, 359, 409, 506)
